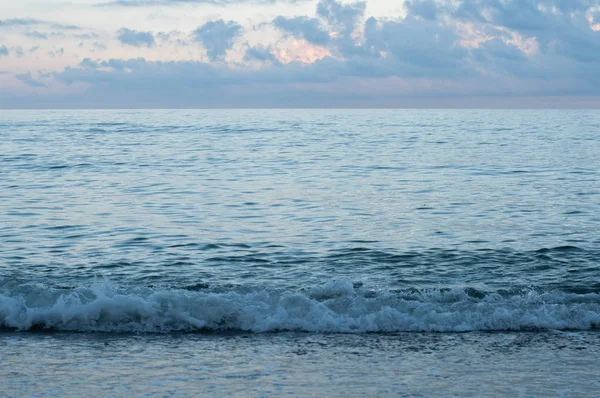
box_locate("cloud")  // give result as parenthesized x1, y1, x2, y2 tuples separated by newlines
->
(272, 0, 368, 58)
(0, 18, 80, 30)
(4, 0, 600, 108)
(49, 0, 600, 96)
(191, 19, 242, 61)
(363, 16, 470, 77)
(287, 0, 371, 58)
(404, 0, 600, 63)
(155, 31, 190, 46)
(43, 54, 600, 109)
(0, 45, 24, 58)
(47, 56, 359, 107)
(96, 0, 296, 6)
(74, 33, 100, 40)
(15, 72, 47, 87)
(474, 38, 526, 62)
(316, 0, 365, 37)
(273, 16, 330, 46)
(450, 0, 595, 31)
(0, 18, 45, 27)
(54, 56, 348, 91)
(23, 31, 71, 40)
(92, 42, 108, 51)
(117, 28, 156, 47)
(48, 48, 65, 58)
(404, 0, 438, 21)
(24, 31, 49, 39)
(243, 46, 280, 64)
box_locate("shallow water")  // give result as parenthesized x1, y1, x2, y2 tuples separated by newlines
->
(2, 331, 600, 397)
(1, 109, 600, 395)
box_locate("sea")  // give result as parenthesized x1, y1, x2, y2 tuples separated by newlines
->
(1, 109, 599, 397)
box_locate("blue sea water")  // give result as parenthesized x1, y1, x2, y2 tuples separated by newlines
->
(1, 109, 600, 396)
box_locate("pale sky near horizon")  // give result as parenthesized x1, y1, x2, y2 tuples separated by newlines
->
(1, 0, 600, 108)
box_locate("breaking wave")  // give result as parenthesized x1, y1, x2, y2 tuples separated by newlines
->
(1, 280, 600, 333)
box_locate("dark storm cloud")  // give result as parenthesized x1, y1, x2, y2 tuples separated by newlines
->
(117, 28, 156, 47)
(191, 19, 242, 61)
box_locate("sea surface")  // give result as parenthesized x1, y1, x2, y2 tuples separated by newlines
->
(1, 109, 600, 396)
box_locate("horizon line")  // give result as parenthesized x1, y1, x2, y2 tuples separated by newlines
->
(2, 107, 600, 111)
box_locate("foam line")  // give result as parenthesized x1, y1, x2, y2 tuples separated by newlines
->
(1, 280, 599, 333)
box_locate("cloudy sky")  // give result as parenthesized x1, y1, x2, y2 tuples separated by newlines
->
(1, 0, 600, 108)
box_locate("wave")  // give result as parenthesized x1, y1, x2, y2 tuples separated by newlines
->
(1, 280, 600, 333)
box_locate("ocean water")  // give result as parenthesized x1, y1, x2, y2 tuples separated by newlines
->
(1, 109, 600, 396)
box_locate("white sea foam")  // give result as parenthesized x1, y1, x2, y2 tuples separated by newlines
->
(1, 280, 599, 333)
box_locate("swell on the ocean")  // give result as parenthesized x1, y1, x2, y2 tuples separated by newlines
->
(1, 280, 599, 333)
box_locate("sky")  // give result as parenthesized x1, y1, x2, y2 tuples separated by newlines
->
(1, 0, 600, 108)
